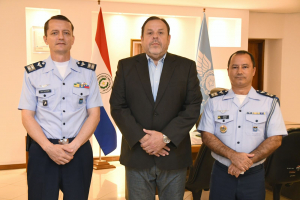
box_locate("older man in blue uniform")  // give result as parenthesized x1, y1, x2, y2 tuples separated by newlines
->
(198, 50, 287, 200)
(19, 15, 102, 200)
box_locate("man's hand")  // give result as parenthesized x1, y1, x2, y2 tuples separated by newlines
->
(139, 134, 150, 144)
(140, 132, 170, 157)
(44, 143, 74, 165)
(228, 164, 244, 178)
(228, 152, 254, 171)
(62, 142, 80, 157)
(140, 129, 167, 155)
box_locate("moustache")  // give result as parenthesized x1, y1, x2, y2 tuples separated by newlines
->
(150, 40, 161, 45)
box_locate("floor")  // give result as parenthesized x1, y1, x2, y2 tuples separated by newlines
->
(0, 161, 290, 200)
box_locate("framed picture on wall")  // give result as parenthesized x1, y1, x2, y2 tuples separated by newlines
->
(32, 26, 49, 53)
(130, 39, 145, 56)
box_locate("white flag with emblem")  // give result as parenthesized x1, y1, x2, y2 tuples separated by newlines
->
(196, 12, 216, 113)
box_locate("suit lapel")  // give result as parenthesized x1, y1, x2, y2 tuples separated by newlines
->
(155, 53, 176, 109)
(135, 54, 155, 106)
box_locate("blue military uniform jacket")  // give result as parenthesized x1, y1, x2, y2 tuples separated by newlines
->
(18, 56, 102, 139)
(198, 87, 287, 167)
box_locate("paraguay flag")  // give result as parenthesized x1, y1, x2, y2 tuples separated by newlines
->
(196, 11, 216, 114)
(91, 8, 117, 155)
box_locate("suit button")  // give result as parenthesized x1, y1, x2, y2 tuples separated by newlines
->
(63, 110, 65, 112)
(238, 126, 241, 128)
(44, 94, 46, 97)
(63, 83, 65, 85)
(237, 141, 240, 144)
(62, 97, 65, 100)
(63, 123, 65, 125)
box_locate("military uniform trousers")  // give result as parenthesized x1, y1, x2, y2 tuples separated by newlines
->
(27, 139, 93, 200)
(209, 161, 265, 200)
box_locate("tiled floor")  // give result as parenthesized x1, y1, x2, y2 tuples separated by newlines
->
(0, 161, 290, 200)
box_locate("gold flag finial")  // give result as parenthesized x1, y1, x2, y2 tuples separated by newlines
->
(98, 0, 101, 5)
(203, 8, 206, 12)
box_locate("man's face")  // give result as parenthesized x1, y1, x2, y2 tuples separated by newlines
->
(141, 19, 170, 61)
(43, 19, 75, 55)
(227, 54, 256, 89)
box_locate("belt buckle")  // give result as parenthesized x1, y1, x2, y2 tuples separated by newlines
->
(58, 138, 69, 145)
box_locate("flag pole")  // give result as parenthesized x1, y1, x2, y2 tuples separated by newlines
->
(92, 3, 117, 170)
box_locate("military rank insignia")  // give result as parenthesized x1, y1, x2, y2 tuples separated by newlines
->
(77, 61, 97, 71)
(220, 125, 227, 133)
(209, 90, 229, 98)
(25, 61, 46, 73)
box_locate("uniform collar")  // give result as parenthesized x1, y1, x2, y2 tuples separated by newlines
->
(43, 56, 80, 73)
(223, 87, 260, 100)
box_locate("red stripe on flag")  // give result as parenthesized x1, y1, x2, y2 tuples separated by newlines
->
(95, 8, 112, 75)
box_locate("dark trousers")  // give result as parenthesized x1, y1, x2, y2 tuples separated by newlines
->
(27, 139, 93, 200)
(209, 161, 265, 200)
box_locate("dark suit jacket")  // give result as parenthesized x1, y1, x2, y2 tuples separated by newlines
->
(110, 53, 202, 170)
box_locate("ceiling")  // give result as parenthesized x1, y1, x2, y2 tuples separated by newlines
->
(93, 0, 300, 13)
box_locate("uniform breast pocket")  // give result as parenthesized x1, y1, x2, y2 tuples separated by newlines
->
(36, 89, 55, 108)
(245, 114, 266, 136)
(214, 112, 234, 136)
(72, 87, 89, 108)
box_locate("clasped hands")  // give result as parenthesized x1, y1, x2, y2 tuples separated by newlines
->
(139, 129, 170, 157)
(44, 142, 79, 165)
(228, 152, 254, 178)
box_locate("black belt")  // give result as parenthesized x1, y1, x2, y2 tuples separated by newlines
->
(32, 137, 75, 145)
(215, 160, 263, 176)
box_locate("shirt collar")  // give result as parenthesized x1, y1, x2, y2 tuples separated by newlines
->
(146, 53, 167, 64)
(43, 56, 80, 73)
(223, 87, 260, 100)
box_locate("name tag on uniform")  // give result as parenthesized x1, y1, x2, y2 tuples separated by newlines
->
(218, 115, 229, 119)
(39, 89, 51, 94)
(79, 98, 83, 104)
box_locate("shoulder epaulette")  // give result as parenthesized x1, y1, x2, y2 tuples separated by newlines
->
(256, 90, 280, 105)
(256, 90, 277, 98)
(209, 90, 228, 98)
(25, 61, 46, 73)
(77, 61, 97, 71)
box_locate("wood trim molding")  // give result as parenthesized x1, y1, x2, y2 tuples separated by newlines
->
(93, 156, 119, 162)
(0, 164, 26, 170)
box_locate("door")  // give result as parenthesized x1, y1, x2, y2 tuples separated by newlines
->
(248, 39, 265, 91)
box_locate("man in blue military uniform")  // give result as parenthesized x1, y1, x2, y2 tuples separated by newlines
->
(19, 15, 102, 200)
(198, 50, 287, 200)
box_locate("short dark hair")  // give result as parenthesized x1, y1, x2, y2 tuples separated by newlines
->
(44, 15, 74, 36)
(141, 16, 170, 36)
(228, 50, 255, 68)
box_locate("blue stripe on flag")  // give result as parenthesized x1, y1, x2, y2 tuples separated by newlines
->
(94, 106, 117, 155)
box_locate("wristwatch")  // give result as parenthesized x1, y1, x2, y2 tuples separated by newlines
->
(162, 134, 171, 144)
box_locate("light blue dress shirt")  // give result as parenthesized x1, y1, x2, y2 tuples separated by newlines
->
(18, 56, 103, 139)
(146, 54, 166, 101)
(198, 87, 287, 167)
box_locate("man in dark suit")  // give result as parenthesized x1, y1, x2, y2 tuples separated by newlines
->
(110, 16, 202, 200)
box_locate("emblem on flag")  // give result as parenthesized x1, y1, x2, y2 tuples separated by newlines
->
(196, 11, 216, 113)
(97, 73, 113, 94)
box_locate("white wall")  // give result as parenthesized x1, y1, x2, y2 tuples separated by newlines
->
(249, 12, 300, 123)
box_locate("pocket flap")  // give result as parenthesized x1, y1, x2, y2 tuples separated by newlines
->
(246, 114, 266, 123)
(36, 88, 55, 98)
(72, 87, 89, 96)
(214, 112, 233, 124)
